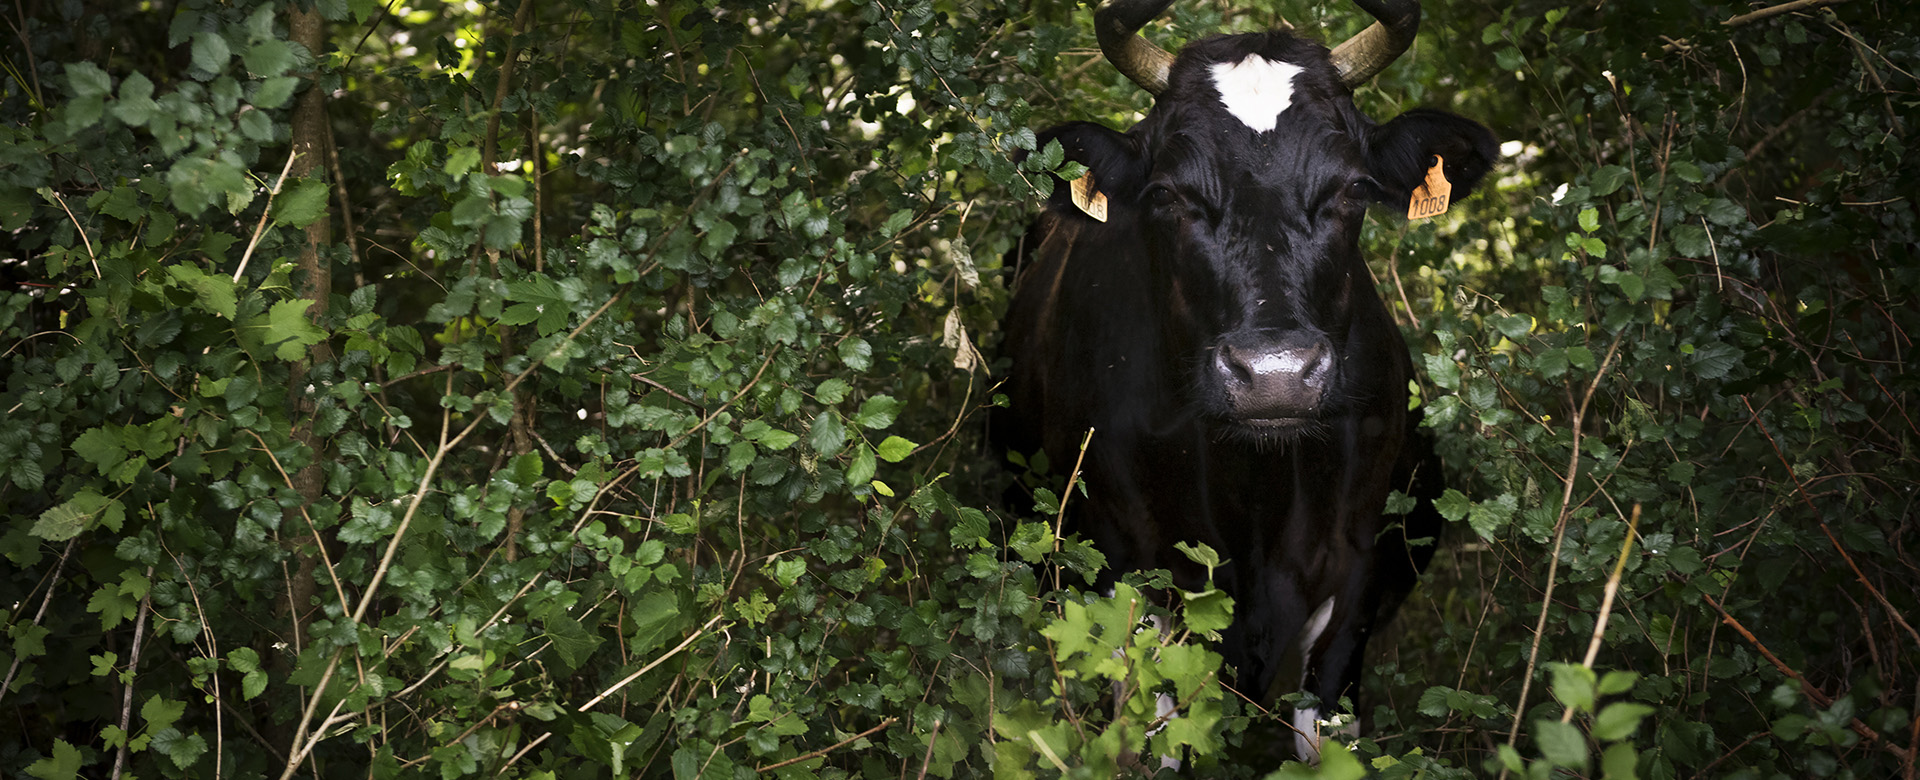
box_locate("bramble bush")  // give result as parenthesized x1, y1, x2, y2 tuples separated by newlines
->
(1, 1, 1913, 778)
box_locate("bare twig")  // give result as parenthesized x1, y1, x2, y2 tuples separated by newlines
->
(0, 538, 78, 708)
(1051, 428, 1095, 593)
(756, 718, 899, 772)
(47, 190, 99, 277)
(110, 566, 157, 780)
(580, 613, 724, 711)
(1723, 0, 1850, 27)
(1502, 336, 1624, 764)
(1701, 592, 1909, 761)
(233, 147, 301, 283)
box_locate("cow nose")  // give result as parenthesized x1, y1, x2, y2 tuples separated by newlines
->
(1213, 333, 1334, 419)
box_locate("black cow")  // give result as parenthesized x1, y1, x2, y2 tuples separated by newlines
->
(998, 0, 1495, 759)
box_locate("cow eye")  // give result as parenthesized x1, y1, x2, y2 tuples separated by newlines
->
(1146, 184, 1181, 209)
(1346, 178, 1383, 202)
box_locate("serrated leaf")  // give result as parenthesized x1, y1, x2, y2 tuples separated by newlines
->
(242, 39, 294, 77)
(72, 427, 128, 472)
(1533, 718, 1588, 770)
(252, 76, 298, 109)
(272, 177, 330, 228)
(809, 411, 846, 457)
(876, 435, 915, 462)
(854, 395, 900, 429)
(165, 264, 238, 319)
(33, 491, 120, 541)
(839, 337, 872, 371)
(1590, 165, 1630, 197)
(258, 299, 327, 361)
(1670, 223, 1711, 258)
(845, 444, 876, 487)
(67, 62, 111, 99)
(1434, 489, 1471, 522)
(25, 738, 82, 780)
(191, 31, 232, 74)
(1548, 662, 1596, 713)
(1592, 702, 1656, 741)
(141, 694, 187, 733)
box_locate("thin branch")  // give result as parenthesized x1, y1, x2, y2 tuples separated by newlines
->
(580, 613, 725, 711)
(110, 566, 157, 780)
(0, 538, 77, 709)
(47, 190, 99, 277)
(1702, 592, 1909, 762)
(1724, 0, 1850, 27)
(1741, 396, 1920, 649)
(1502, 335, 1624, 764)
(233, 147, 301, 283)
(756, 718, 899, 772)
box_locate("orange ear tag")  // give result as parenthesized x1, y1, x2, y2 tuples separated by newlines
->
(1407, 155, 1453, 220)
(1070, 170, 1109, 223)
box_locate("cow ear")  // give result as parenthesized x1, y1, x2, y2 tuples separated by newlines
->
(1036, 121, 1147, 219)
(1367, 109, 1499, 206)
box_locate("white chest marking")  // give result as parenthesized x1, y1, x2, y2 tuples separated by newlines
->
(1210, 55, 1305, 133)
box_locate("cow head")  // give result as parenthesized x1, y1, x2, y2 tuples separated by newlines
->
(1038, 0, 1496, 442)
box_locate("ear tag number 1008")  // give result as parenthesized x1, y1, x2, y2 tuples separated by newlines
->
(1407, 155, 1452, 220)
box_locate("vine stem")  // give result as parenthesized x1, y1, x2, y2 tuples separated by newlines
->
(1499, 335, 1623, 770)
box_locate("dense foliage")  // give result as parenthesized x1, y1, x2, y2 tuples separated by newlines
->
(1, 0, 1913, 778)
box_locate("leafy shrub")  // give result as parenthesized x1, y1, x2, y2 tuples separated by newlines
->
(1, 1, 1913, 779)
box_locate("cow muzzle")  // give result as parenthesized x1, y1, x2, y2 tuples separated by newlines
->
(1211, 331, 1335, 424)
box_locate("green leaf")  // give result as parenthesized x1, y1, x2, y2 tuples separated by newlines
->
(165, 264, 238, 319)
(151, 727, 208, 769)
(876, 435, 915, 462)
(1601, 742, 1639, 780)
(72, 426, 129, 472)
(1434, 489, 1471, 522)
(142, 694, 187, 733)
(839, 337, 873, 371)
(1598, 670, 1638, 696)
(112, 72, 159, 126)
(1592, 702, 1656, 741)
(33, 491, 122, 541)
(1180, 588, 1233, 635)
(846, 444, 876, 487)
(67, 62, 112, 99)
(1590, 165, 1630, 196)
(1548, 662, 1597, 713)
(257, 299, 327, 361)
(252, 76, 299, 109)
(1467, 492, 1518, 541)
(242, 39, 295, 77)
(1578, 207, 1599, 233)
(1533, 718, 1588, 770)
(854, 394, 900, 429)
(1670, 223, 1711, 258)
(25, 739, 83, 780)
(191, 31, 232, 74)
(808, 411, 846, 457)
(272, 177, 330, 228)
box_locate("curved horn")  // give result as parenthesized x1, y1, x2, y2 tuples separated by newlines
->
(1094, 0, 1178, 95)
(1329, 0, 1421, 88)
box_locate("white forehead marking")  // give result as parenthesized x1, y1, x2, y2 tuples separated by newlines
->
(1210, 55, 1305, 133)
